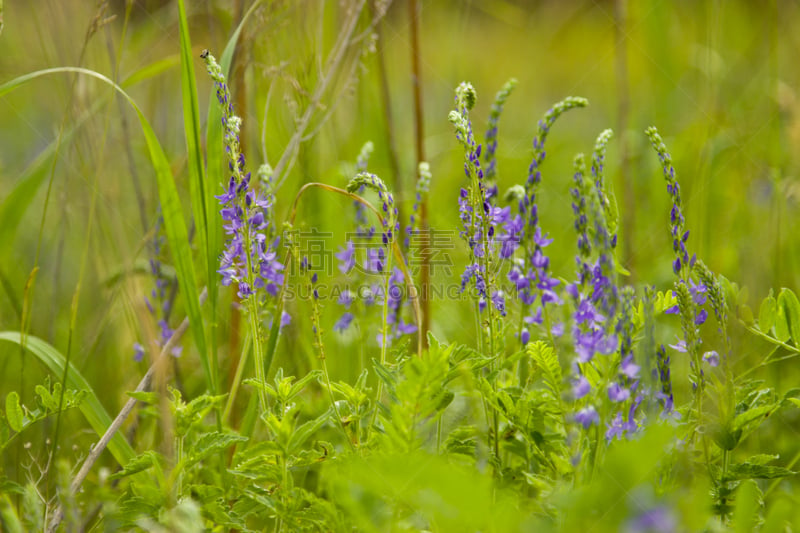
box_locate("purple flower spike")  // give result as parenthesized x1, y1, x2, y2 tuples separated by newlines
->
(336, 241, 356, 274)
(575, 406, 599, 429)
(334, 312, 355, 332)
(608, 382, 630, 402)
(573, 375, 591, 399)
(133, 342, 145, 362)
(703, 350, 719, 367)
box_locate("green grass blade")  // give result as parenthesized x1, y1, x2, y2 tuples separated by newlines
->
(0, 67, 210, 392)
(0, 332, 135, 466)
(0, 101, 102, 260)
(178, 0, 217, 395)
(120, 54, 180, 89)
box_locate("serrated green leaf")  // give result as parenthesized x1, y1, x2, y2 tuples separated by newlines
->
(744, 454, 779, 466)
(0, 476, 24, 495)
(779, 289, 800, 345)
(287, 411, 330, 455)
(126, 391, 159, 404)
(110, 451, 159, 480)
(0, 65, 208, 440)
(758, 292, 777, 333)
(184, 432, 247, 469)
(0, 332, 135, 466)
(723, 462, 795, 481)
(733, 403, 777, 432)
(527, 341, 563, 412)
(5, 392, 23, 433)
(289, 370, 323, 399)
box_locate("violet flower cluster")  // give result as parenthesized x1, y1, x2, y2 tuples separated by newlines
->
(646, 126, 692, 276)
(134, 214, 182, 361)
(483, 78, 517, 185)
(203, 51, 285, 303)
(450, 82, 520, 316)
(404, 162, 431, 250)
(508, 97, 587, 340)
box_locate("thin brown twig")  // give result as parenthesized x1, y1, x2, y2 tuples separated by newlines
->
(46, 289, 207, 533)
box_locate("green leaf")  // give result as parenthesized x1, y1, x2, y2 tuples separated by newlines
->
(290, 370, 323, 399)
(120, 55, 180, 88)
(287, 411, 330, 455)
(774, 292, 791, 342)
(0, 476, 24, 495)
(184, 432, 247, 469)
(0, 332, 135, 466)
(0, 493, 23, 533)
(109, 451, 160, 480)
(5, 392, 23, 432)
(34, 384, 57, 411)
(733, 403, 778, 432)
(723, 462, 795, 481)
(779, 289, 800, 345)
(758, 291, 777, 333)
(178, 0, 217, 395)
(0, 66, 208, 396)
(126, 391, 159, 404)
(527, 341, 562, 400)
(743, 454, 779, 466)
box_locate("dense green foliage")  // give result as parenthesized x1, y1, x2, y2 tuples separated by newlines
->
(1, 1, 800, 531)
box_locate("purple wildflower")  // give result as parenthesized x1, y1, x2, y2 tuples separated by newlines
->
(575, 406, 600, 429)
(133, 342, 145, 363)
(703, 350, 719, 367)
(626, 506, 677, 533)
(573, 375, 591, 399)
(608, 382, 631, 402)
(336, 241, 356, 274)
(334, 312, 354, 332)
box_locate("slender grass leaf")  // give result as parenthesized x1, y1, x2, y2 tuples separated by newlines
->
(0, 332, 135, 466)
(0, 67, 209, 390)
(5, 392, 23, 433)
(178, 0, 217, 394)
(120, 54, 180, 89)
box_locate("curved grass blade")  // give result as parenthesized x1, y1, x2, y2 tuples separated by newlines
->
(0, 332, 135, 466)
(0, 67, 211, 392)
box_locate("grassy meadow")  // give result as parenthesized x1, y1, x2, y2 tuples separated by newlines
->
(1, 0, 800, 530)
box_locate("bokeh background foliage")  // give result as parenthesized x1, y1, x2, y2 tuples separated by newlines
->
(1, 0, 799, 529)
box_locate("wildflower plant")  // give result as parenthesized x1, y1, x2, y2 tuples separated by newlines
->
(6, 14, 800, 528)
(204, 50, 285, 411)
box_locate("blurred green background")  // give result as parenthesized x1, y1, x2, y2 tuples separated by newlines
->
(1, 0, 799, 469)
